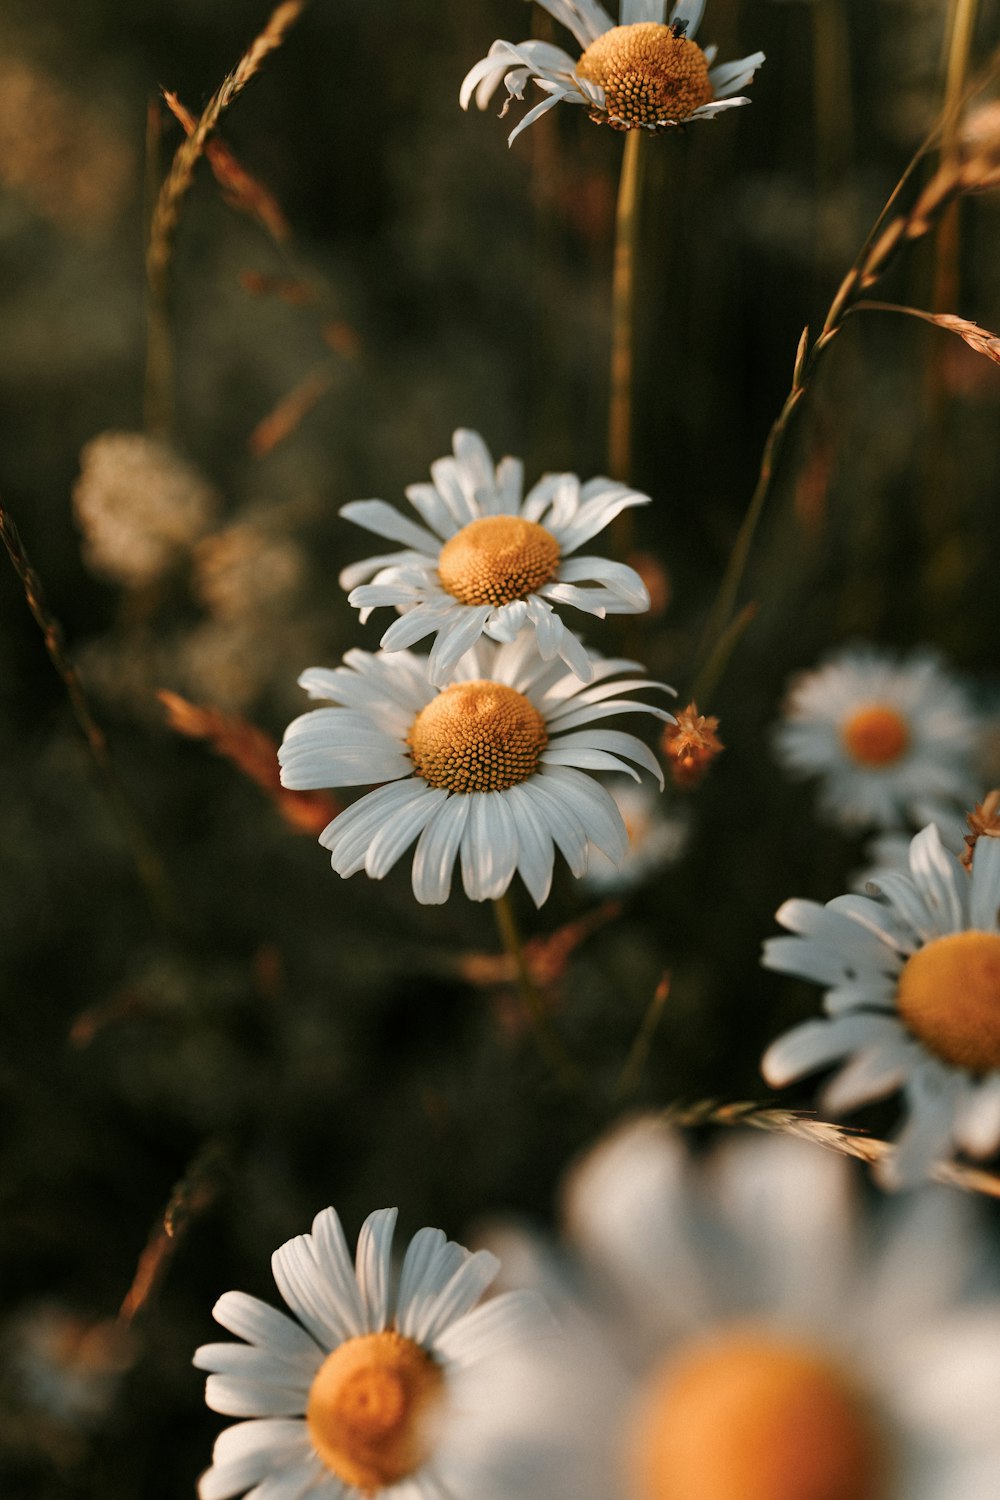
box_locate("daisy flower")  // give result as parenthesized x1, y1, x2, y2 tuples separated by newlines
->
(581, 778, 687, 894)
(340, 429, 652, 686)
(194, 1205, 545, 1500)
(773, 644, 981, 831)
(460, 0, 765, 145)
(278, 633, 674, 906)
(466, 1121, 1000, 1500)
(762, 823, 1000, 1186)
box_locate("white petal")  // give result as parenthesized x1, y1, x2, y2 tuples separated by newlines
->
(396, 1228, 470, 1340)
(669, 0, 705, 37)
(761, 1013, 903, 1087)
(412, 1250, 500, 1346)
(517, 775, 590, 878)
(908, 823, 965, 935)
(505, 782, 557, 907)
(460, 793, 518, 901)
(271, 1231, 357, 1349)
(193, 1345, 316, 1388)
(204, 1376, 305, 1419)
(970, 834, 1000, 929)
(355, 1207, 397, 1331)
(541, 766, 627, 863)
(411, 796, 472, 905)
(364, 787, 448, 880)
(427, 606, 494, 684)
(433, 1290, 550, 1367)
(309, 1209, 367, 1339)
(210, 1293, 323, 1362)
(340, 500, 440, 554)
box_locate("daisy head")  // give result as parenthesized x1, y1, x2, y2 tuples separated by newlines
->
(194, 1205, 545, 1500)
(340, 429, 652, 686)
(763, 822, 1000, 1186)
(773, 645, 981, 831)
(460, 1, 764, 145)
(469, 1120, 1000, 1500)
(278, 632, 674, 906)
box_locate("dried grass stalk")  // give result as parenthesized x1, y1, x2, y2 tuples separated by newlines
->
(853, 300, 1000, 367)
(162, 90, 291, 244)
(119, 1140, 229, 1324)
(249, 366, 334, 457)
(663, 1100, 1000, 1198)
(158, 689, 339, 834)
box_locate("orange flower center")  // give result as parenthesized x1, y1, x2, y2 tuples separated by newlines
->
(896, 930, 1000, 1071)
(306, 1330, 444, 1491)
(576, 24, 713, 128)
(437, 515, 560, 607)
(408, 681, 548, 794)
(840, 704, 910, 767)
(625, 1329, 889, 1500)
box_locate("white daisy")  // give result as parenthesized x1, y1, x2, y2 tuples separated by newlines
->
(460, 0, 764, 145)
(762, 823, 1000, 1187)
(581, 778, 687, 894)
(851, 813, 967, 895)
(278, 632, 674, 906)
(194, 1205, 545, 1500)
(773, 645, 981, 831)
(340, 429, 652, 686)
(464, 1121, 1000, 1500)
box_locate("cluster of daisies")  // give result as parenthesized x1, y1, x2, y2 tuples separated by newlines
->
(278, 428, 677, 906)
(194, 1126, 1000, 1500)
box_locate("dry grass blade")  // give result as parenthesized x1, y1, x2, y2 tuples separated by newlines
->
(162, 90, 291, 244)
(0, 501, 175, 924)
(147, 1, 305, 293)
(853, 299, 1000, 367)
(249, 366, 334, 457)
(616, 971, 671, 1100)
(119, 1140, 229, 1325)
(159, 689, 339, 834)
(662, 1100, 1000, 1198)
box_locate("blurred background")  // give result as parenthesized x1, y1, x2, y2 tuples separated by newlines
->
(2, 0, 1000, 1494)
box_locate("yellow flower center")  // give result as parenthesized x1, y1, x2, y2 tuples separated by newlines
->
(625, 1330, 889, 1500)
(437, 515, 560, 607)
(576, 24, 713, 129)
(306, 1330, 444, 1492)
(840, 704, 910, 767)
(408, 681, 548, 793)
(896, 930, 1000, 1071)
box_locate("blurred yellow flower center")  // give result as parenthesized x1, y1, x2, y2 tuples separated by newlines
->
(625, 1329, 889, 1500)
(437, 516, 560, 607)
(576, 24, 713, 128)
(408, 681, 548, 793)
(306, 1330, 444, 1491)
(841, 704, 910, 766)
(897, 931, 1000, 1071)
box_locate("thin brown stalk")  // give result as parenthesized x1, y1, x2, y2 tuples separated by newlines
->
(932, 0, 980, 314)
(0, 500, 175, 925)
(144, 1, 307, 430)
(616, 971, 671, 1100)
(162, 90, 292, 245)
(248, 366, 334, 457)
(609, 128, 644, 483)
(119, 1139, 229, 1324)
(663, 1100, 1000, 1198)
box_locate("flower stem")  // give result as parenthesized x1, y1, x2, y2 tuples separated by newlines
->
(492, 893, 582, 1091)
(608, 129, 644, 505)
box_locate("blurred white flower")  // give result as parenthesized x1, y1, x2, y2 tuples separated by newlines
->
(7, 1304, 132, 1426)
(466, 1121, 1000, 1500)
(773, 645, 980, 831)
(72, 432, 218, 589)
(195, 1205, 545, 1500)
(194, 521, 306, 622)
(763, 824, 1000, 1186)
(852, 814, 966, 894)
(341, 428, 651, 686)
(582, 779, 687, 894)
(279, 633, 673, 906)
(461, 0, 763, 145)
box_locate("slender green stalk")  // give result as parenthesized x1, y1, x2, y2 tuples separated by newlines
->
(492, 893, 582, 1090)
(616, 971, 670, 1100)
(608, 129, 645, 492)
(932, 0, 979, 315)
(0, 502, 176, 927)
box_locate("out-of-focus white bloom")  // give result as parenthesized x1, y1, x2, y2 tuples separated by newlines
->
(582, 779, 687, 893)
(763, 824, 1000, 1186)
(773, 645, 980, 831)
(195, 1205, 546, 1500)
(465, 1121, 1000, 1500)
(341, 429, 651, 685)
(72, 432, 218, 588)
(461, 0, 764, 144)
(852, 813, 967, 894)
(194, 522, 306, 621)
(279, 632, 673, 906)
(7, 1305, 133, 1426)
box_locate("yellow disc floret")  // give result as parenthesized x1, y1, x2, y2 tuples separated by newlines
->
(841, 704, 910, 767)
(437, 515, 560, 608)
(307, 1330, 444, 1491)
(897, 930, 1000, 1072)
(408, 681, 548, 794)
(625, 1329, 889, 1500)
(576, 24, 713, 129)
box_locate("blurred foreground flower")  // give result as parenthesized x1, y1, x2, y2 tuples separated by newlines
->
(763, 824, 1000, 1186)
(73, 432, 218, 589)
(194, 521, 307, 621)
(6, 1305, 133, 1427)
(473, 1121, 1000, 1500)
(279, 633, 673, 905)
(773, 645, 980, 831)
(194, 1205, 545, 1500)
(461, 0, 764, 144)
(341, 428, 651, 684)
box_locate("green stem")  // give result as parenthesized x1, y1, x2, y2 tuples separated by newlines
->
(609, 129, 644, 496)
(492, 893, 581, 1091)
